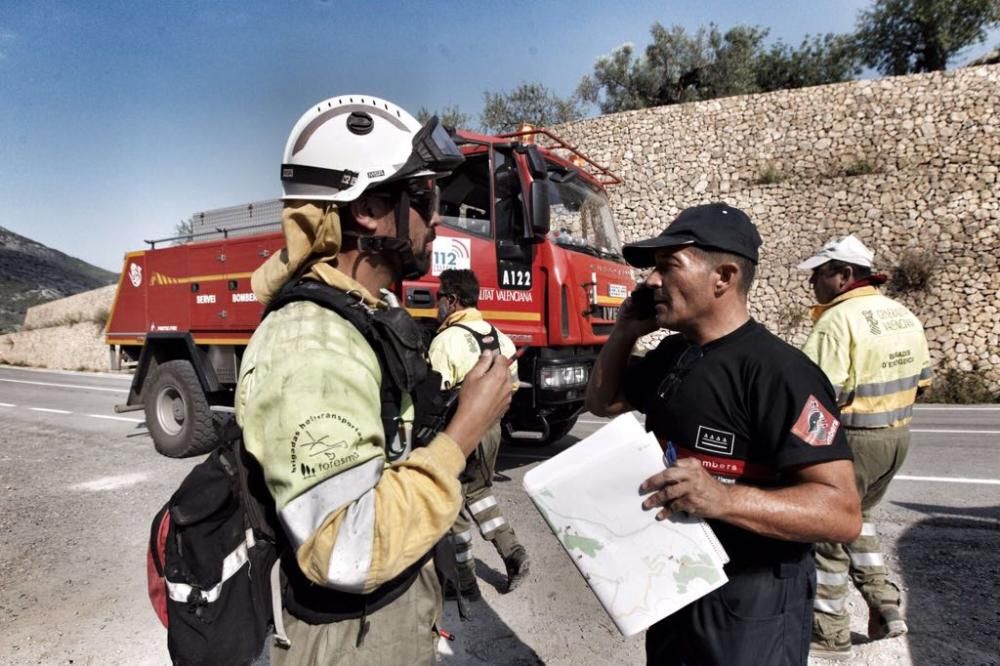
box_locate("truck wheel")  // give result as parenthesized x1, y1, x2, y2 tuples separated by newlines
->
(143, 359, 220, 458)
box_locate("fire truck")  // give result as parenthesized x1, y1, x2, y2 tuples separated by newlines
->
(105, 128, 633, 457)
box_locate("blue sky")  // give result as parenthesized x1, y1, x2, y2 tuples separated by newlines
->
(1, 0, 997, 272)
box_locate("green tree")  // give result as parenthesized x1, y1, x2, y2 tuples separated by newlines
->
(173, 218, 194, 245)
(480, 82, 584, 133)
(854, 0, 1000, 74)
(415, 105, 470, 129)
(755, 33, 861, 90)
(578, 22, 859, 114)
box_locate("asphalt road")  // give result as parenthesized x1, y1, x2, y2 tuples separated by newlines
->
(1, 365, 998, 665)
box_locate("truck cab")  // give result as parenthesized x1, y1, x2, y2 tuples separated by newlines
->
(106, 127, 631, 455)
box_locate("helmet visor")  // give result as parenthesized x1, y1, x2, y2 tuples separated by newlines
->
(393, 116, 465, 181)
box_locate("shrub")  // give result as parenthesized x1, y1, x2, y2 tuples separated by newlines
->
(888, 249, 937, 294)
(842, 157, 877, 177)
(93, 307, 111, 329)
(755, 164, 785, 185)
(921, 366, 998, 404)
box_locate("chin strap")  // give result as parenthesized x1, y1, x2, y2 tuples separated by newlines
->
(351, 190, 424, 281)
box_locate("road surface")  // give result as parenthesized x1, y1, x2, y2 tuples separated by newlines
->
(1, 365, 997, 665)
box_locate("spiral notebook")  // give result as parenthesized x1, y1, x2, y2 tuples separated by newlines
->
(523, 412, 729, 637)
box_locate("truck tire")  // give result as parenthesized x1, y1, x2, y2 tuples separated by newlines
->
(143, 359, 221, 458)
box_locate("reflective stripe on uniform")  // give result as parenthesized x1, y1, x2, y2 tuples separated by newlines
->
(841, 404, 913, 428)
(814, 596, 847, 613)
(854, 373, 921, 398)
(279, 457, 382, 547)
(850, 552, 885, 567)
(816, 570, 849, 586)
(166, 533, 252, 603)
(323, 488, 377, 593)
(919, 366, 933, 381)
(860, 522, 878, 537)
(455, 550, 473, 563)
(468, 495, 498, 516)
(478, 516, 507, 536)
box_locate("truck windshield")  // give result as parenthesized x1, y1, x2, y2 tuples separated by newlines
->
(546, 167, 623, 261)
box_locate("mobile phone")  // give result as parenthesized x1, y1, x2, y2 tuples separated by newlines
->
(630, 285, 656, 320)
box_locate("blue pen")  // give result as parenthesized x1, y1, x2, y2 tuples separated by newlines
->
(663, 440, 677, 468)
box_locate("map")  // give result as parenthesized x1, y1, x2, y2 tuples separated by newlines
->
(524, 413, 729, 636)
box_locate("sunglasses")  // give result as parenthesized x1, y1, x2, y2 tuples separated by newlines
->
(406, 181, 441, 221)
(656, 345, 704, 405)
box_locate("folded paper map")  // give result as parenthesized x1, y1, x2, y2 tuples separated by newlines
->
(523, 412, 729, 636)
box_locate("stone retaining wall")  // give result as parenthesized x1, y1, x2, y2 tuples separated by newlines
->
(22, 284, 116, 330)
(0, 322, 109, 371)
(555, 64, 1000, 391)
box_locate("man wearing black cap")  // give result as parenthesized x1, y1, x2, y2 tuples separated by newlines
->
(585, 203, 862, 665)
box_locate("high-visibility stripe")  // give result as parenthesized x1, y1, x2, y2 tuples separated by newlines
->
(854, 374, 921, 398)
(279, 457, 382, 547)
(860, 522, 878, 537)
(468, 495, 498, 516)
(325, 489, 376, 593)
(850, 552, 884, 567)
(595, 295, 624, 306)
(455, 550, 474, 563)
(919, 366, 933, 381)
(478, 516, 507, 536)
(407, 307, 541, 322)
(814, 596, 847, 613)
(842, 404, 913, 428)
(452, 530, 473, 544)
(192, 337, 253, 345)
(166, 531, 252, 603)
(150, 271, 254, 286)
(816, 570, 849, 586)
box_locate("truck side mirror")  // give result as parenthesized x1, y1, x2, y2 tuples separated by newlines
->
(528, 180, 551, 240)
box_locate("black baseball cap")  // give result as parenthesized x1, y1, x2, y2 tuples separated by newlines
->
(622, 202, 762, 267)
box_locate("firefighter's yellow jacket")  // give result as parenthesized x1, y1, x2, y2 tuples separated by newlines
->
(803, 286, 932, 428)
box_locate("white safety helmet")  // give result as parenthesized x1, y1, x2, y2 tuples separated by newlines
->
(280, 94, 463, 202)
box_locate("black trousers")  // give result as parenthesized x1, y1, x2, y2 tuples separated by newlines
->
(645, 557, 816, 666)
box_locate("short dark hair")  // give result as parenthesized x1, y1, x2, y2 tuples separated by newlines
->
(822, 260, 872, 280)
(438, 269, 479, 307)
(691, 247, 756, 294)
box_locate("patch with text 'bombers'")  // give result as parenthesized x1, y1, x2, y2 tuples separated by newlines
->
(791, 395, 840, 447)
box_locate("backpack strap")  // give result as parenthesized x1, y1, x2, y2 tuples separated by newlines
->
(449, 322, 501, 355)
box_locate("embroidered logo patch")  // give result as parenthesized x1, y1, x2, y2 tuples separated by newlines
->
(695, 426, 735, 456)
(791, 395, 840, 446)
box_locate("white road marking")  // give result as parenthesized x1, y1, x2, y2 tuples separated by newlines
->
(86, 413, 143, 423)
(912, 429, 1000, 435)
(69, 473, 149, 492)
(913, 405, 1000, 411)
(29, 407, 71, 414)
(0, 402, 15, 407)
(0, 378, 128, 393)
(0, 365, 131, 380)
(896, 475, 1000, 486)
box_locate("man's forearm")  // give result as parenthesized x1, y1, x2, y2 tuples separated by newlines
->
(719, 480, 861, 544)
(585, 324, 642, 416)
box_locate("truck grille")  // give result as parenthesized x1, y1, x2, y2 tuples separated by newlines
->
(593, 305, 619, 321)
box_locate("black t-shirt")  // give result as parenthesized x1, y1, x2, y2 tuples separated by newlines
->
(624, 319, 852, 567)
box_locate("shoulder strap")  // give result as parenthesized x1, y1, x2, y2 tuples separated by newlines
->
(450, 322, 501, 354)
(261, 280, 401, 457)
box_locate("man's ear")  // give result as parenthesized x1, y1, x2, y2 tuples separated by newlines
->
(714, 261, 739, 296)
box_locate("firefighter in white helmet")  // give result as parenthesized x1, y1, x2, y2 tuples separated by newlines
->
(236, 95, 513, 665)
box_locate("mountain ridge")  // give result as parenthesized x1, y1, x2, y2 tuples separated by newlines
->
(0, 226, 118, 333)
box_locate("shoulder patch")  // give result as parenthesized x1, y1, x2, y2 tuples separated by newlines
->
(791, 395, 840, 447)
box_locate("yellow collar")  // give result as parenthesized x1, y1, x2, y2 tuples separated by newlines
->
(809, 286, 880, 322)
(438, 308, 483, 332)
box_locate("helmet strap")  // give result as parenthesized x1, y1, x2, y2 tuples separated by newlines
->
(352, 189, 423, 281)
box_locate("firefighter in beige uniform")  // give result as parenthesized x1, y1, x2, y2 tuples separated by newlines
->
(429, 269, 530, 600)
(799, 235, 932, 661)
(235, 96, 513, 665)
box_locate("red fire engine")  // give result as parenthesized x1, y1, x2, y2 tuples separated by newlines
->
(105, 128, 633, 457)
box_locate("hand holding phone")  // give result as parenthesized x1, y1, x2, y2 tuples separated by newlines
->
(629, 284, 657, 320)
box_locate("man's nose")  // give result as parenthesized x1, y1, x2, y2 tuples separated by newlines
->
(644, 271, 663, 288)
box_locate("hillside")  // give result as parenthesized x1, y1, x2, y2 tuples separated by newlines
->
(0, 226, 117, 333)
